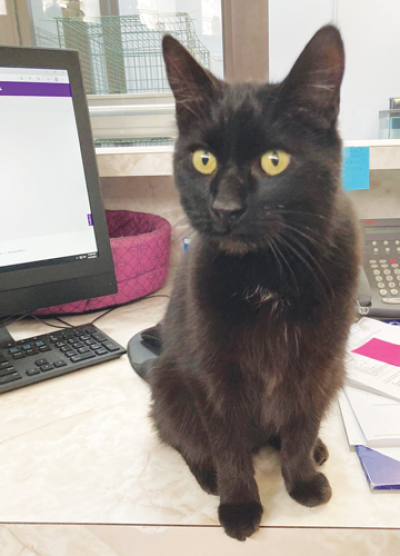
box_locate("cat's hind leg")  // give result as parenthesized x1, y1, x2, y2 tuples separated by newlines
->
(269, 435, 329, 466)
(181, 454, 218, 495)
(150, 357, 218, 494)
(313, 437, 329, 466)
(280, 420, 332, 508)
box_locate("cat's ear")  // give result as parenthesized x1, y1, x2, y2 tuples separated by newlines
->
(279, 25, 344, 129)
(162, 34, 221, 129)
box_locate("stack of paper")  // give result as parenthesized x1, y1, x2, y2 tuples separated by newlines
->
(339, 317, 400, 489)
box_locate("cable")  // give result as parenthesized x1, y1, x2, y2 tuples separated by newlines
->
(30, 314, 71, 330)
(24, 293, 171, 330)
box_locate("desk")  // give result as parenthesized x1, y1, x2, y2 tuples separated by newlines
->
(1, 292, 400, 555)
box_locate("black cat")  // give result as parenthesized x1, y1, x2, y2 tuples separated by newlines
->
(146, 26, 360, 541)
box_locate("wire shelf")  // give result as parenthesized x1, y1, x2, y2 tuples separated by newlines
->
(35, 13, 210, 95)
(94, 137, 173, 148)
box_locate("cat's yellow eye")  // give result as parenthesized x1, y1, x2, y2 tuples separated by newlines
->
(192, 150, 218, 175)
(260, 150, 290, 176)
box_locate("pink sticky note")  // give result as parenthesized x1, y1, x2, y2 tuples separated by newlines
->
(353, 338, 400, 367)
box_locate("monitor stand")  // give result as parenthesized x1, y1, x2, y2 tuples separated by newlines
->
(0, 326, 15, 349)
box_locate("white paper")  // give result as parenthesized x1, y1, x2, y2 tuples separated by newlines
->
(338, 389, 366, 445)
(0, 0, 6, 15)
(345, 386, 400, 447)
(338, 388, 400, 462)
(345, 318, 400, 401)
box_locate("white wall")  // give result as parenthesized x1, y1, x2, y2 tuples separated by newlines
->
(338, 0, 400, 140)
(269, 0, 335, 83)
(269, 0, 400, 141)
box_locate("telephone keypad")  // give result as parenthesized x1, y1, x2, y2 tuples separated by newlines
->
(369, 247, 400, 299)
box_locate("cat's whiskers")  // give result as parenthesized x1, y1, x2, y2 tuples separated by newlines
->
(276, 234, 333, 303)
(269, 236, 300, 296)
(283, 228, 333, 284)
(282, 223, 331, 253)
(269, 208, 327, 221)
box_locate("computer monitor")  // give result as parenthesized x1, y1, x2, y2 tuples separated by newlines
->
(0, 46, 117, 321)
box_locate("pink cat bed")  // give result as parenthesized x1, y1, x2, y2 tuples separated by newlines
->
(35, 210, 172, 315)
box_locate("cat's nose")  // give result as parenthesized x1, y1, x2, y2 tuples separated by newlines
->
(210, 198, 245, 224)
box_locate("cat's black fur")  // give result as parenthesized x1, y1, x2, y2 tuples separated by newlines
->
(147, 26, 360, 541)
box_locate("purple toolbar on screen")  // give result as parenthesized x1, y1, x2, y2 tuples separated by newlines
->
(0, 81, 71, 97)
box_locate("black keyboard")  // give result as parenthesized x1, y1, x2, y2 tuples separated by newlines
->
(0, 324, 126, 395)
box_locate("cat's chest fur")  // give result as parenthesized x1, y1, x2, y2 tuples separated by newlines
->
(182, 236, 353, 418)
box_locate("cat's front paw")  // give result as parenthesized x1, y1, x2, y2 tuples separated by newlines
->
(289, 472, 332, 507)
(218, 501, 263, 541)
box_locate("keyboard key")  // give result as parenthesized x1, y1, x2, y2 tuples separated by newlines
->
(13, 352, 26, 359)
(92, 333, 107, 342)
(79, 335, 91, 341)
(26, 349, 39, 356)
(39, 346, 51, 352)
(35, 358, 48, 366)
(9, 347, 21, 354)
(72, 342, 83, 349)
(0, 372, 21, 384)
(84, 339, 97, 346)
(65, 350, 76, 358)
(0, 361, 11, 369)
(68, 339, 76, 345)
(60, 346, 70, 353)
(77, 347, 90, 354)
(54, 360, 67, 368)
(95, 348, 108, 356)
(102, 342, 119, 352)
(26, 368, 40, 376)
(89, 343, 102, 351)
(55, 341, 66, 348)
(22, 344, 32, 350)
(34, 341, 45, 348)
(0, 367, 16, 377)
(70, 352, 95, 362)
(40, 364, 54, 372)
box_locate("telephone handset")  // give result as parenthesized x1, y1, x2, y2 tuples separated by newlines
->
(357, 218, 400, 319)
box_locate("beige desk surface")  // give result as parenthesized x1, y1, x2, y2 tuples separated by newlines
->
(1, 291, 400, 555)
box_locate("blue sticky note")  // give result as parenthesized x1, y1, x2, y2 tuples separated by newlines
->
(342, 147, 370, 191)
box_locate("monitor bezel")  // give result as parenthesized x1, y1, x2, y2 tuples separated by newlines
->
(0, 46, 117, 317)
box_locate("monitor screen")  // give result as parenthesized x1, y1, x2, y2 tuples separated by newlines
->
(0, 48, 117, 318)
(0, 67, 98, 272)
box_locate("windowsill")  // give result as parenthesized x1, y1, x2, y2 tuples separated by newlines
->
(96, 146, 174, 177)
(95, 141, 400, 177)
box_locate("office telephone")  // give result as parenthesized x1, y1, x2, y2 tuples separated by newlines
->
(357, 218, 400, 319)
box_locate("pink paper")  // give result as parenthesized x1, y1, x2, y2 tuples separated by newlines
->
(353, 338, 400, 367)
